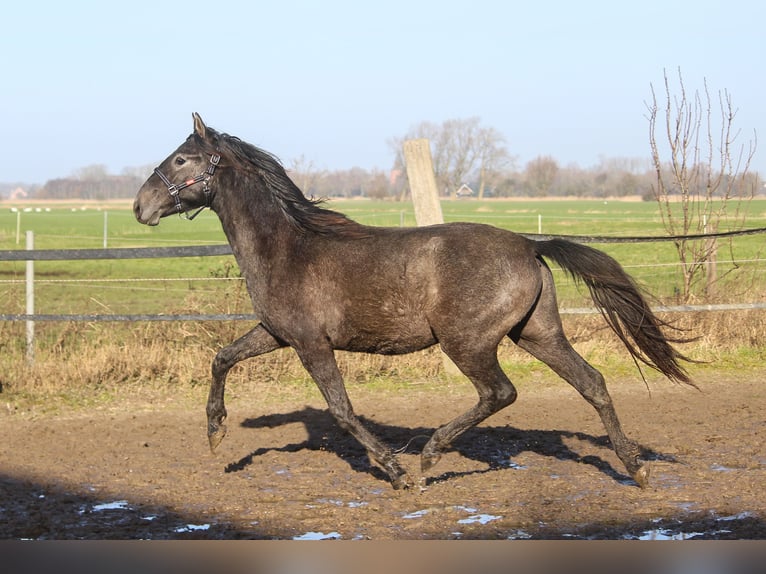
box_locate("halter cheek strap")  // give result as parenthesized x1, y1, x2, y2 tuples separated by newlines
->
(154, 153, 221, 220)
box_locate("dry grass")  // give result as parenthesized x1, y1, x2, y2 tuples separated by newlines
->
(1, 304, 764, 413)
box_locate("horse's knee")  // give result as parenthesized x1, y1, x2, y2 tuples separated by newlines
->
(211, 350, 231, 380)
(207, 355, 228, 422)
(578, 369, 613, 409)
(482, 380, 517, 413)
(495, 381, 518, 409)
(325, 401, 356, 432)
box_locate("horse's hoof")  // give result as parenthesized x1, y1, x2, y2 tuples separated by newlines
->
(208, 424, 227, 453)
(633, 464, 650, 488)
(391, 472, 415, 490)
(420, 451, 442, 473)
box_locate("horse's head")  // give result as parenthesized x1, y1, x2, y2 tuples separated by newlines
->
(134, 113, 222, 225)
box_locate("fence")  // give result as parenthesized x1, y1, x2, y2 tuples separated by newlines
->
(2, 229, 766, 363)
(4, 229, 765, 323)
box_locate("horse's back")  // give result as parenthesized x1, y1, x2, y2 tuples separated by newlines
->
(314, 222, 544, 351)
(411, 223, 543, 332)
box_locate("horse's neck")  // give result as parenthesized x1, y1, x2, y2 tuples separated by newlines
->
(214, 183, 301, 271)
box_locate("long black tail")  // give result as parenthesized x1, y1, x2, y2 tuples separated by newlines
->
(535, 238, 693, 384)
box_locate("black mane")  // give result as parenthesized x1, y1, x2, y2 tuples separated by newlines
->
(201, 129, 372, 238)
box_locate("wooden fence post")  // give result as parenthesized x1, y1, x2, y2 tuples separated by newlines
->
(402, 139, 461, 376)
(402, 139, 444, 226)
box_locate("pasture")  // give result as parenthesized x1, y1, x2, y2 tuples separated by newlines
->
(2, 197, 765, 315)
(0, 197, 765, 539)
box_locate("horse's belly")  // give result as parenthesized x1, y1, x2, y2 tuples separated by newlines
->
(339, 319, 436, 355)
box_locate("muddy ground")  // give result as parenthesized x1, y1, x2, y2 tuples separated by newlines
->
(0, 370, 764, 540)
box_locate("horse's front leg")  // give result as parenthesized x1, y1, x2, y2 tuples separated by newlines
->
(207, 324, 285, 452)
(296, 344, 415, 490)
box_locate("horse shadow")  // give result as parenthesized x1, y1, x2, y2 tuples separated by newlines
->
(227, 406, 675, 487)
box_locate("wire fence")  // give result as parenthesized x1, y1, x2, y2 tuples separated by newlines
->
(2, 227, 766, 323)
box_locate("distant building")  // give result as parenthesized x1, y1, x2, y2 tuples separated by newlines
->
(456, 183, 474, 197)
(10, 187, 27, 200)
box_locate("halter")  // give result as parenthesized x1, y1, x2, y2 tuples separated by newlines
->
(154, 153, 221, 220)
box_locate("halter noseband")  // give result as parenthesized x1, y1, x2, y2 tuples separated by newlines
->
(154, 153, 221, 220)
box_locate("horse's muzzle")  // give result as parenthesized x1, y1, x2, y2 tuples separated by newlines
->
(133, 196, 162, 226)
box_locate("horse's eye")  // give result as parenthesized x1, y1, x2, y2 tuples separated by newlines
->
(175, 157, 186, 166)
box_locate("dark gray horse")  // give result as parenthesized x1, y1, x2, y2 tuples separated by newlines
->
(134, 113, 691, 489)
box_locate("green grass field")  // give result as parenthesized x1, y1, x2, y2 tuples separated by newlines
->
(1, 197, 764, 400)
(1, 198, 765, 316)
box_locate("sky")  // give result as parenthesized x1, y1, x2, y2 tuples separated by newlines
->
(2, 0, 764, 185)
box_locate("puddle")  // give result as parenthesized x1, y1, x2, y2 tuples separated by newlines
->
(627, 512, 757, 541)
(309, 498, 368, 509)
(636, 529, 709, 540)
(174, 524, 211, 533)
(454, 505, 503, 527)
(489, 453, 528, 470)
(719, 511, 754, 521)
(316, 498, 344, 506)
(457, 514, 502, 525)
(453, 505, 477, 513)
(90, 500, 130, 512)
(710, 464, 737, 472)
(293, 531, 342, 540)
(79, 500, 131, 515)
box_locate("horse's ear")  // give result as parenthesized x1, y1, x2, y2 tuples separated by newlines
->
(192, 112, 207, 138)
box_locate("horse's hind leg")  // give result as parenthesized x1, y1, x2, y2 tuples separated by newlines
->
(517, 332, 647, 486)
(207, 324, 285, 452)
(421, 348, 517, 473)
(511, 273, 648, 486)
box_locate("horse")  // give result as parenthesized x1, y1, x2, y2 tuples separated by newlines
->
(134, 113, 692, 490)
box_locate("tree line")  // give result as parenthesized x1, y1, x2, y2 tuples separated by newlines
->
(26, 164, 147, 201)
(23, 152, 759, 203)
(10, 114, 761, 203)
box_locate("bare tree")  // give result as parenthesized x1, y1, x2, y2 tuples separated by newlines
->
(393, 117, 511, 197)
(74, 164, 109, 180)
(647, 68, 758, 302)
(440, 118, 480, 196)
(525, 155, 559, 197)
(288, 154, 325, 197)
(475, 126, 514, 198)
(364, 170, 392, 200)
(121, 164, 155, 181)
